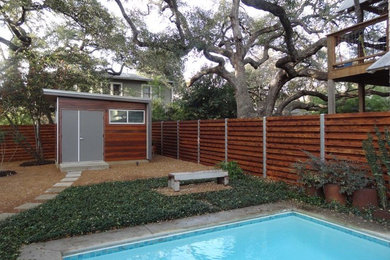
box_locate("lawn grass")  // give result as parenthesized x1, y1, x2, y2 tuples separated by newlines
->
(0, 176, 291, 260)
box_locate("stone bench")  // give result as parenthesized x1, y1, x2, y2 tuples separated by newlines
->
(168, 170, 229, 192)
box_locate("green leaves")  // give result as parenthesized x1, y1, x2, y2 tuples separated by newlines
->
(0, 176, 291, 260)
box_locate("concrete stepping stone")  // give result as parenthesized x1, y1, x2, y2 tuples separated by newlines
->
(15, 203, 41, 211)
(53, 182, 73, 187)
(66, 171, 82, 177)
(0, 213, 16, 221)
(45, 187, 67, 193)
(61, 177, 79, 182)
(35, 194, 58, 201)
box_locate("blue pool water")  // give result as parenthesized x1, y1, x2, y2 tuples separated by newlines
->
(64, 212, 390, 260)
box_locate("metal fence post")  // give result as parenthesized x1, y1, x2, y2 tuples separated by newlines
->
(320, 114, 325, 162)
(263, 117, 267, 178)
(197, 119, 200, 164)
(177, 120, 180, 159)
(225, 118, 228, 162)
(161, 121, 164, 156)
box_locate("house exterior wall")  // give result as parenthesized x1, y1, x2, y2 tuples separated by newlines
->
(108, 78, 173, 104)
(57, 97, 147, 163)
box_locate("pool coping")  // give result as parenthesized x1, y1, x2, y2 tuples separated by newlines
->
(18, 201, 390, 260)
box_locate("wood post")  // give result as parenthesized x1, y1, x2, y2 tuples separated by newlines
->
(328, 80, 336, 114)
(320, 114, 325, 162)
(263, 117, 267, 178)
(177, 120, 179, 159)
(358, 83, 366, 112)
(225, 118, 228, 162)
(160, 121, 163, 156)
(197, 119, 200, 164)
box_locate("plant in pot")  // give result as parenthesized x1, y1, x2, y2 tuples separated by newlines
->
(362, 127, 390, 219)
(340, 161, 378, 209)
(293, 153, 326, 197)
(321, 157, 351, 205)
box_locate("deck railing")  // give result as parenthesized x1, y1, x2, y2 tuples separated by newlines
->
(327, 14, 388, 78)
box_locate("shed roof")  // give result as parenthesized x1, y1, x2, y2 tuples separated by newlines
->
(366, 51, 390, 72)
(105, 73, 152, 82)
(43, 89, 151, 104)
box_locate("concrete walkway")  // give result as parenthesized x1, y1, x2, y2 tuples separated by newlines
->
(18, 201, 390, 260)
(0, 171, 82, 222)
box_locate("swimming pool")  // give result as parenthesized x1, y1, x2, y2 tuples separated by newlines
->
(64, 212, 390, 260)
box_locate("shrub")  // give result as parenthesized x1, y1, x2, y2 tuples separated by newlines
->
(293, 152, 327, 189)
(217, 161, 244, 180)
(362, 127, 390, 209)
(294, 152, 373, 195)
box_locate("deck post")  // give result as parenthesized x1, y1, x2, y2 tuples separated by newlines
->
(197, 119, 200, 164)
(225, 118, 228, 162)
(328, 80, 336, 114)
(263, 117, 267, 178)
(358, 83, 366, 112)
(177, 120, 180, 159)
(320, 114, 325, 162)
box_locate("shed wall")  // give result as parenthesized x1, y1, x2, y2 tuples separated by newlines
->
(58, 97, 147, 163)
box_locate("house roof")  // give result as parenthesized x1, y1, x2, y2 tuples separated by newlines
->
(105, 73, 152, 82)
(43, 89, 151, 104)
(366, 51, 390, 72)
(336, 0, 369, 12)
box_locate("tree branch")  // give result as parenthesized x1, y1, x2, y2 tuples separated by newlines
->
(242, 0, 298, 59)
(188, 65, 234, 87)
(276, 90, 328, 114)
(114, 0, 147, 47)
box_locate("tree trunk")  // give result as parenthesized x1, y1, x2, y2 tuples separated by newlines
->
(33, 118, 45, 163)
(261, 70, 289, 116)
(233, 64, 257, 118)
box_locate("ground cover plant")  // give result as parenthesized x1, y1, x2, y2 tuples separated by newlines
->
(0, 176, 290, 260)
(1, 174, 388, 260)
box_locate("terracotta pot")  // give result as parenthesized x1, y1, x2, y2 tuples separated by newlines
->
(305, 186, 323, 198)
(373, 209, 390, 220)
(352, 188, 378, 210)
(323, 184, 347, 205)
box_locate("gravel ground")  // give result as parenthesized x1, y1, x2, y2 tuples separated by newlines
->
(0, 156, 213, 213)
(74, 155, 213, 186)
(0, 162, 64, 213)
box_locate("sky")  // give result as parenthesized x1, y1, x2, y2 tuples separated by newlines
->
(0, 0, 270, 80)
(101, 0, 266, 80)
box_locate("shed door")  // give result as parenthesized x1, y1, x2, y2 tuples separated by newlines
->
(61, 110, 103, 163)
(79, 111, 103, 161)
(61, 110, 78, 163)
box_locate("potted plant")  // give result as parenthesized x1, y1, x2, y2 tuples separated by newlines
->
(321, 160, 348, 205)
(293, 153, 326, 197)
(338, 161, 378, 209)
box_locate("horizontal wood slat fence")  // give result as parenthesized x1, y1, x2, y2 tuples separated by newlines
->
(152, 112, 390, 190)
(0, 124, 55, 162)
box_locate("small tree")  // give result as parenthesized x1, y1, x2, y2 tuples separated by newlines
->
(362, 127, 390, 209)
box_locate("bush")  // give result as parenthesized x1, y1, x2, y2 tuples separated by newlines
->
(362, 127, 390, 209)
(293, 152, 327, 189)
(217, 161, 244, 180)
(293, 151, 372, 195)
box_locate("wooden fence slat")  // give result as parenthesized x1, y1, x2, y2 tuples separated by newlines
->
(152, 113, 390, 193)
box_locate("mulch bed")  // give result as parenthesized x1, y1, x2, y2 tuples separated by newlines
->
(20, 160, 55, 167)
(0, 170, 16, 178)
(155, 181, 232, 196)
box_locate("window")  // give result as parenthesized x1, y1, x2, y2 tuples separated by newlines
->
(109, 109, 145, 124)
(142, 85, 152, 99)
(109, 110, 127, 123)
(110, 83, 123, 96)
